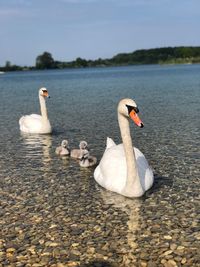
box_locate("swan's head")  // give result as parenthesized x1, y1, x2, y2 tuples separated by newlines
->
(61, 140, 68, 148)
(39, 87, 50, 98)
(118, 98, 144, 128)
(79, 141, 88, 149)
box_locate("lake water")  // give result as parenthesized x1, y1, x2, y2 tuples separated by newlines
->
(0, 65, 199, 266)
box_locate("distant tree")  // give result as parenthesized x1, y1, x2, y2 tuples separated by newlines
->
(1, 60, 22, 71)
(5, 61, 11, 69)
(75, 57, 88, 67)
(36, 52, 55, 69)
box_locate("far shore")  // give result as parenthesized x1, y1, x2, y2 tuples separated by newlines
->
(1, 46, 200, 73)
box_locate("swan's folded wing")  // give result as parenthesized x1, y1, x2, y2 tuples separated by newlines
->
(19, 114, 43, 133)
(94, 144, 127, 193)
(106, 137, 116, 149)
(29, 114, 42, 119)
(134, 147, 154, 191)
(19, 114, 41, 125)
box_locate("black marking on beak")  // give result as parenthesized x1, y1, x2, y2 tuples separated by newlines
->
(126, 105, 139, 114)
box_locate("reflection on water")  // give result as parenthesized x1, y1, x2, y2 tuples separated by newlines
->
(99, 188, 141, 265)
(21, 133, 52, 172)
(21, 133, 52, 157)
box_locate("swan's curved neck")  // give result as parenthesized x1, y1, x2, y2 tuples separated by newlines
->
(39, 95, 48, 120)
(118, 112, 144, 197)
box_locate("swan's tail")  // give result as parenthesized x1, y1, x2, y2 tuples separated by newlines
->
(94, 165, 101, 181)
(106, 137, 116, 149)
(19, 116, 27, 132)
(19, 116, 25, 126)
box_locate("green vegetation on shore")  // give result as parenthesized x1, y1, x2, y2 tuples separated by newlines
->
(1, 46, 200, 72)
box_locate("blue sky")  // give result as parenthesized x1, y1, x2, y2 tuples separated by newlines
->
(0, 0, 200, 66)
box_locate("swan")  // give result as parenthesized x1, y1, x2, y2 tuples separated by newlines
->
(55, 140, 70, 156)
(79, 149, 97, 167)
(19, 87, 52, 134)
(70, 141, 88, 159)
(94, 98, 154, 198)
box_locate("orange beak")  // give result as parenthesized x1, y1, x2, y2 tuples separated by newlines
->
(130, 110, 144, 128)
(43, 91, 49, 98)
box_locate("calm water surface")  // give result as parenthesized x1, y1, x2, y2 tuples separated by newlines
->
(0, 65, 199, 266)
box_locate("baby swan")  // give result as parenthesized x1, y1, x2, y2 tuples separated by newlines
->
(70, 141, 88, 159)
(55, 140, 70, 156)
(79, 149, 97, 168)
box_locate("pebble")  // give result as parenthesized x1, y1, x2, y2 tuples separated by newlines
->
(140, 261, 148, 267)
(163, 235, 172, 240)
(165, 259, 178, 267)
(6, 248, 16, 254)
(169, 244, 177, 251)
(176, 245, 185, 250)
(181, 257, 187, 264)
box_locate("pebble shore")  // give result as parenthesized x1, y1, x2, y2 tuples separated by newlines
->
(0, 150, 199, 267)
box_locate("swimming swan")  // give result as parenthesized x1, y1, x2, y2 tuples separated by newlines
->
(79, 149, 97, 167)
(19, 87, 52, 134)
(94, 98, 154, 198)
(55, 140, 70, 156)
(70, 141, 88, 159)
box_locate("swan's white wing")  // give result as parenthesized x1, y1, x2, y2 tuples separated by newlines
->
(94, 144, 127, 194)
(134, 147, 154, 191)
(29, 114, 42, 119)
(94, 145, 154, 194)
(106, 137, 116, 149)
(19, 114, 43, 133)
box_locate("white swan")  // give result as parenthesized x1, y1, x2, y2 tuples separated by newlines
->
(19, 87, 52, 134)
(94, 98, 154, 198)
(79, 149, 97, 167)
(70, 141, 88, 159)
(55, 140, 70, 156)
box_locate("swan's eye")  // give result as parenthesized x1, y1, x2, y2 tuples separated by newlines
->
(126, 105, 139, 114)
(42, 90, 47, 93)
(133, 107, 139, 113)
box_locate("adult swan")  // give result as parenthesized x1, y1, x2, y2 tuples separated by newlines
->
(94, 98, 154, 198)
(19, 87, 52, 134)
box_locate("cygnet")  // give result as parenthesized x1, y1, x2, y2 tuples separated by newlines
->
(79, 149, 97, 167)
(70, 140, 88, 159)
(55, 140, 70, 156)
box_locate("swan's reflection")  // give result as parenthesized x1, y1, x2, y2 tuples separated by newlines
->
(20, 133, 52, 172)
(99, 187, 141, 265)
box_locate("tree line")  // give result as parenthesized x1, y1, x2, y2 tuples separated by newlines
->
(1, 46, 200, 72)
